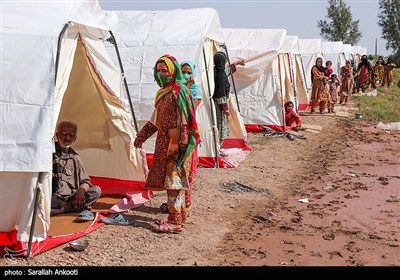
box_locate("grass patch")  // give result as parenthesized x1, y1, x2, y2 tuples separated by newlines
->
(352, 68, 400, 123)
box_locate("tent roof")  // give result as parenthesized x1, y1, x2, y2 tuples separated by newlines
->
(281, 35, 300, 54)
(342, 44, 352, 54)
(299, 38, 322, 54)
(350, 45, 362, 55)
(219, 28, 286, 52)
(105, 8, 223, 46)
(2, 0, 109, 35)
(360, 47, 368, 55)
(321, 41, 344, 54)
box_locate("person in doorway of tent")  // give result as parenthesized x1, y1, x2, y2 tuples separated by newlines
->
(339, 60, 354, 105)
(310, 57, 326, 113)
(324, 60, 333, 78)
(328, 74, 340, 113)
(284, 101, 302, 130)
(381, 58, 396, 87)
(51, 121, 102, 217)
(355, 54, 372, 93)
(133, 54, 200, 234)
(212, 51, 245, 155)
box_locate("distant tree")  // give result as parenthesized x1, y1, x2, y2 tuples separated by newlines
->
(317, 0, 362, 44)
(378, 0, 400, 54)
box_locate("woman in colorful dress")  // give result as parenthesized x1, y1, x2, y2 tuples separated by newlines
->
(381, 58, 396, 87)
(339, 60, 354, 104)
(356, 55, 372, 93)
(134, 54, 200, 233)
(310, 57, 326, 113)
(374, 56, 385, 86)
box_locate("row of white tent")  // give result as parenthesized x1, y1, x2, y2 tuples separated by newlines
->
(0, 0, 367, 255)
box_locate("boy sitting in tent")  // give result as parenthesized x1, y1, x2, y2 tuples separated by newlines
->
(51, 121, 102, 219)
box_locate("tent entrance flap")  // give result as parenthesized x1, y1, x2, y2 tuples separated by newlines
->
(58, 38, 112, 151)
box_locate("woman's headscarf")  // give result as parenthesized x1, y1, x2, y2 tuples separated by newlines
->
(311, 57, 325, 82)
(213, 51, 230, 99)
(180, 61, 202, 100)
(153, 54, 201, 166)
(358, 55, 371, 70)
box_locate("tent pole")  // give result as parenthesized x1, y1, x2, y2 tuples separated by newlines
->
(289, 54, 298, 111)
(107, 31, 139, 133)
(25, 172, 44, 258)
(220, 44, 240, 113)
(55, 22, 70, 84)
(299, 56, 308, 89)
(203, 47, 219, 168)
(277, 54, 285, 129)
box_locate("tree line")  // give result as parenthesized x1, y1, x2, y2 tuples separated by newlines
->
(317, 0, 399, 64)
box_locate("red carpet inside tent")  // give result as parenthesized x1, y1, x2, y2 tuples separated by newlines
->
(0, 196, 121, 257)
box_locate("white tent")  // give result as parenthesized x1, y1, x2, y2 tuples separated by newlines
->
(299, 38, 323, 90)
(105, 9, 249, 168)
(350, 45, 363, 66)
(0, 0, 148, 255)
(342, 44, 352, 61)
(281, 35, 309, 112)
(360, 47, 368, 56)
(220, 28, 303, 131)
(321, 41, 344, 76)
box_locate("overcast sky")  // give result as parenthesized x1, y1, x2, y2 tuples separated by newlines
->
(99, 0, 392, 56)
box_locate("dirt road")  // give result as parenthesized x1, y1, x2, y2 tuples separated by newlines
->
(2, 104, 399, 267)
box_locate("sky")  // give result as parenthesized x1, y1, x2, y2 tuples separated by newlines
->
(99, 0, 392, 57)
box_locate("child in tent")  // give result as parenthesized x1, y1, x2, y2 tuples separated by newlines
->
(284, 101, 302, 130)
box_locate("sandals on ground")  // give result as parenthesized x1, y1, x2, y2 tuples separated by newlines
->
(101, 213, 134, 226)
(153, 220, 182, 234)
(75, 209, 95, 222)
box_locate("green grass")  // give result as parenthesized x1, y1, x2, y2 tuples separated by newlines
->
(352, 68, 400, 123)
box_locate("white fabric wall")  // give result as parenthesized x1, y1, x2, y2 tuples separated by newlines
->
(0, 172, 51, 242)
(299, 39, 323, 90)
(1, 0, 146, 243)
(105, 9, 247, 160)
(220, 28, 287, 127)
(321, 41, 344, 76)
